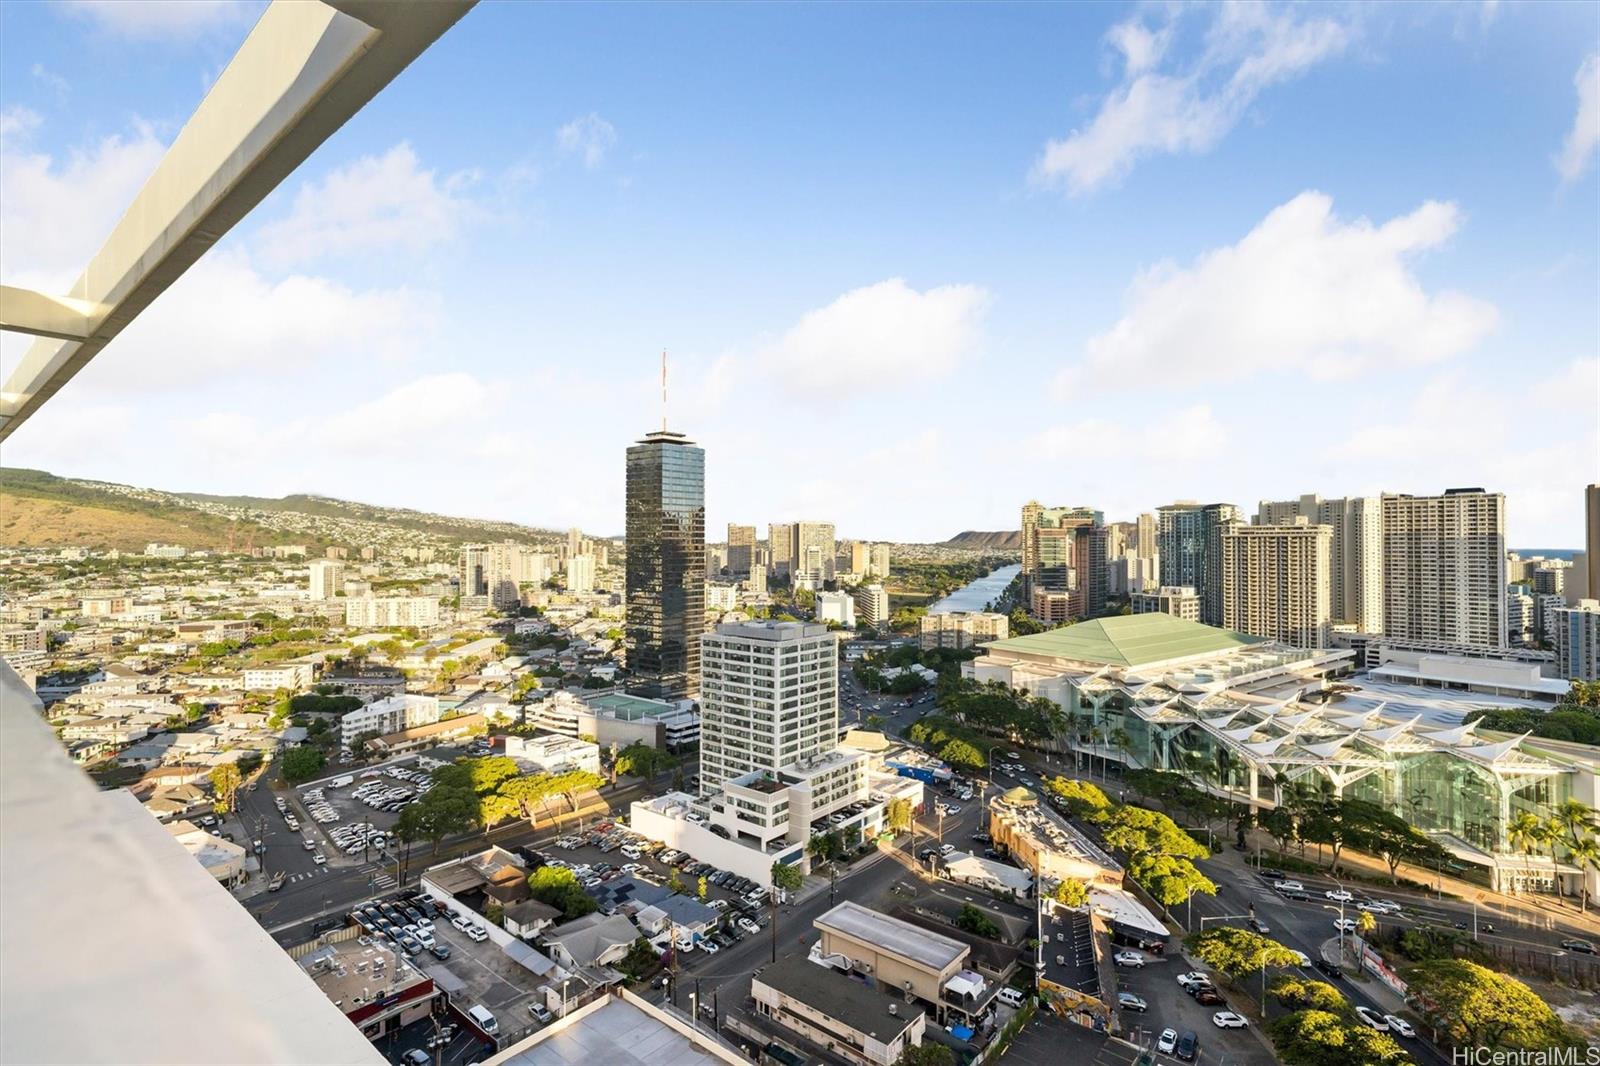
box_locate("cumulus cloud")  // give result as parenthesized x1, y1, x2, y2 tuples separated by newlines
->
(556, 113, 618, 169)
(0, 114, 165, 290)
(1058, 191, 1497, 392)
(1033, 4, 1351, 195)
(58, 0, 262, 40)
(1556, 53, 1600, 183)
(256, 142, 480, 267)
(757, 278, 991, 398)
(1027, 404, 1229, 464)
(1334, 359, 1599, 543)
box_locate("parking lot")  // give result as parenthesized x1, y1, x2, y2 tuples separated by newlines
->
(1111, 952, 1276, 1065)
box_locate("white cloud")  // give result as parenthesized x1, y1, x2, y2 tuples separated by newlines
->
(556, 113, 617, 169)
(78, 248, 439, 392)
(256, 143, 479, 267)
(0, 115, 165, 291)
(1060, 191, 1497, 392)
(757, 278, 991, 398)
(58, 0, 261, 40)
(1334, 359, 1599, 544)
(29, 64, 69, 98)
(1033, 4, 1351, 195)
(1556, 53, 1600, 183)
(1026, 404, 1229, 464)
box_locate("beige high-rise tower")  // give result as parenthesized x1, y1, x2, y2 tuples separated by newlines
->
(1382, 489, 1507, 649)
(1586, 484, 1600, 601)
(1221, 517, 1333, 647)
(1256, 494, 1383, 633)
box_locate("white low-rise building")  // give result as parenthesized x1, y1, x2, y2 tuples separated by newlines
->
(339, 693, 440, 747)
(503, 732, 600, 775)
(242, 663, 316, 692)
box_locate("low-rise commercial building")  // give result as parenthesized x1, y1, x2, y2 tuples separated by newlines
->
(343, 595, 439, 629)
(816, 590, 856, 628)
(753, 956, 927, 1066)
(812, 901, 997, 1032)
(503, 731, 601, 775)
(527, 689, 699, 750)
(371, 712, 486, 755)
(988, 788, 1122, 888)
(299, 938, 437, 1043)
(243, 662, 316, 692)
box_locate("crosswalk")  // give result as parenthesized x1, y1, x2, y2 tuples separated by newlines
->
(282, 867, 335, 885)
(366, 864, 397, 890)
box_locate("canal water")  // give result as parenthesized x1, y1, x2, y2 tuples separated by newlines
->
(926, 563, 1021, 614)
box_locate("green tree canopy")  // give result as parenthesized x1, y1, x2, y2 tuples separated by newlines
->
(1185, 927, 1300, 984)
(1404, 959, 1574, 1049)
(528, 865, 599, 920)
(1268, 976, 1347, 1013)
(279, 746, 325, 784)
(1046, 777, 1112, 821)
(208, 762, 242, 813)
(893, 1044, 956, 1066)
(954, 904, 1001, 939)
(1050, 878, 1090, 908)
(1269, 1010, 1410, 1066)
(771, 862, 804, 895)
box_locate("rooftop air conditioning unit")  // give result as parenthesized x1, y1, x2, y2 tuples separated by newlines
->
(888, 1003, 898, 1016)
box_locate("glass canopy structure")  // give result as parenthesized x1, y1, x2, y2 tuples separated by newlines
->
(969, 614, 1596, 896)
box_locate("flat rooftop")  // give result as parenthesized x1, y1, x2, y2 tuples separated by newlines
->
(982, 615, 1263, 668)
(755, 957, 920, 1043)
(300, 939, 428, 1011)
(486, 991, 744, 1066)
(816, 901, 967, 972)
(582, 692, 691, 720)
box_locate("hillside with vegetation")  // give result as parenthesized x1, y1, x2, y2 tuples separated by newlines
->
(0, 467, 569, 553)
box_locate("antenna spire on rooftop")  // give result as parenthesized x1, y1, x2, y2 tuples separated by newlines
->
(661, 348, 668, 431)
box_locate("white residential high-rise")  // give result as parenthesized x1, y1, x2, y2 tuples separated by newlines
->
(1382, 489, 1507, 649)
(307, 559, 344, 600)
(697, 621, 838, 796)
(566, 553, 596, 593)
(1220, 518, 1333, 647)
(853, 583, 889, 628)
(795, 521, 836, 583)
(461, 541, 545, 609)
(870, 544, 891, 579)
(1507, 588, 1536, 646)
(1256, 494, 1383, 633)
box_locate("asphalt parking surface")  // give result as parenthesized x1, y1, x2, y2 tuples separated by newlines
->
(1112, 953, 1275, 1066)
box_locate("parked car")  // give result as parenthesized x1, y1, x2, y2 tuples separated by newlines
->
(1116, 992, 1147, 1013)
(1212, 1012, 1248, 1029)
(1176, 972, 1211, 991)
(996, 987, 1026, 1009)
(528, 1003, 553, 1025)
(1175, 1030, 1198, 1063)
(1560, 938, 1596, 954)
(1193, 987, 1225, 1006)
(1157, 1029, 1178, 1055)
(1112, 951, 1145, 968)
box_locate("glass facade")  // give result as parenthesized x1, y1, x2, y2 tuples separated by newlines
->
(625, 430, 705, 699)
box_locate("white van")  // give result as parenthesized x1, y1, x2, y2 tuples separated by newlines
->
(996, 987, 1026, 1009)
(467, 1004, 498, 1034)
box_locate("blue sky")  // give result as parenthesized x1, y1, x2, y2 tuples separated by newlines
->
(1, 0, 1596, 545)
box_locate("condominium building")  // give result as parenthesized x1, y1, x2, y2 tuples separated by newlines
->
(1220, 517, 1333, 647)
(1554, 600, 1600, 681)
(768, 522, 795, 579)
(918, 611, 1008, 650)
(343, 595, 440, 629)
(1130, 586, 1200, 622)
(566, 553, 596, 594)
(307, 559, 344, 601)
(1588, 486, 1600, 602)
(339, 693, 440, 747)
(727, 524, 756, 575)
(1135, 512, 1157, 559)
(1382, 489, 1507, 649)
(848, 541, 870, 577)
(697, 621, 837, 795)
(1507, 588, 1536, 646)
(626, 429, 706, 700)
(795, 521, 837, 584)
(853, 584, 889, 628)
(460, 541, 544, 610)
(1020, 502, 1107, 621)
(869, 544, 890, 579)
(1157, 501, 1242, 625)
(1256, 494, 1383, 633)
(746, 563, 768, 598)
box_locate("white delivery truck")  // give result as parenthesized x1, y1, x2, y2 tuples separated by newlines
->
(329, 775, 354, 789)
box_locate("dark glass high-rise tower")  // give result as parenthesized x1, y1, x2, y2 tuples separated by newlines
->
(625, 429, 706, 699)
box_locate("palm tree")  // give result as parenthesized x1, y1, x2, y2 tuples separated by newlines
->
(1356, 909, 1377, 940)
(1507, 812, 1544, 893)
(1214, 748, 1238, 835)
(1111, 726, 1132, 777)
(1569, 835, 1600, 913)
(1555, 799, 1596, 852)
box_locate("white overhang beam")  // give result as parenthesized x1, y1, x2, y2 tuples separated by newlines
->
(0, 0, 474, 443)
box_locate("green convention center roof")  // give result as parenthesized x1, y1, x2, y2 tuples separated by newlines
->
(982, 613, 1265, 668)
